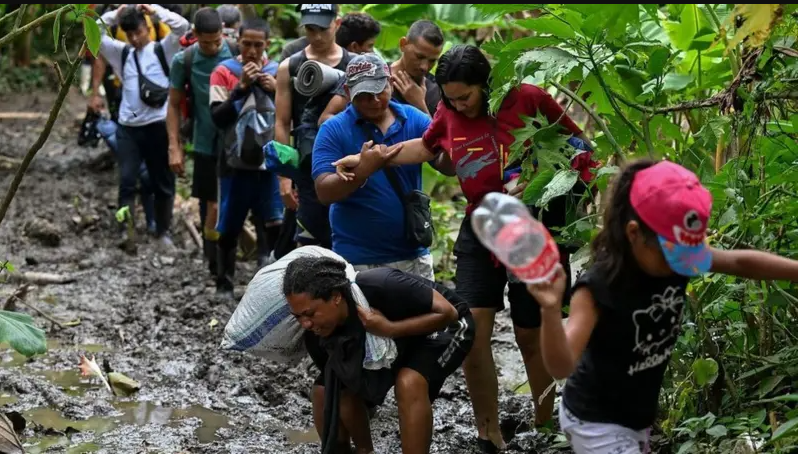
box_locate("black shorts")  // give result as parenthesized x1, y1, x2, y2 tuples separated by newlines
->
(191, 153, 218, 202)
(307, 317, 474, 402)
(454, 216, 571, 329)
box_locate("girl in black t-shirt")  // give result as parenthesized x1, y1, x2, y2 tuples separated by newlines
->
(283, 256, 474, 454)
(527, 159, 798, 454)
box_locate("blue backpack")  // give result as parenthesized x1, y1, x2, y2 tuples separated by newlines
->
(218, 59, 279, 170)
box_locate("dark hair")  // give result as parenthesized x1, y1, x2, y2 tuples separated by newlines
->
(407, 20, 444, 47)
(239, 18, 271, 39)
(283, 257, 353, 303)
(435, 44, 492, 115)
(591, 159, 659, 284)
(118, 6, 147, 33)
(216, 5, 241, 28)
(193, 7, 223, 35)
(335, 12, 381, 49)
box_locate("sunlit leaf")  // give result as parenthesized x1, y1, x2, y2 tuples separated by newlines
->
(516, 47, 579, 83)
(538, 170, 578, 207)
(82, 17, 101, 57)
(726, 4, 783, 50)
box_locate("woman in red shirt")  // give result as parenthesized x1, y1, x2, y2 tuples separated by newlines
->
(333, 44, 596, 453)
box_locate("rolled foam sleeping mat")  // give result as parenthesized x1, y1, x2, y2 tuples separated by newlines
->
(293, 60, 345, 98)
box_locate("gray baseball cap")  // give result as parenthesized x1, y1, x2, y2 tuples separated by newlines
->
(345, 53, 391, 99)
(297, 4, 337, 28)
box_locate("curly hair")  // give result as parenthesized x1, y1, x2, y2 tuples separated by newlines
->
(591, 158, 659, 284)
(283, 256, 353, 303)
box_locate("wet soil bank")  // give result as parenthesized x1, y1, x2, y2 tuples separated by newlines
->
(0, 89, 569, 453)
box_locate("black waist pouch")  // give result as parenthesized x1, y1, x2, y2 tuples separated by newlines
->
(385, 167, 434, 249)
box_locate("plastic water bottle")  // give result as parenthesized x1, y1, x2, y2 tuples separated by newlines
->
(471, 192, 561, 284)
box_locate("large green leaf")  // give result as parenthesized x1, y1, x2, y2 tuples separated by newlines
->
(563, 4, 638, 41)
(515, 47, 579, 82)
(500, 36, 562, 53)
(523, 168, 555, 205)
(538, 170, 578, 207)
(692, 358, 719, 387)
(661, 73, 694, 91)
(772, 417, 798, 442)
(83, 17, 101, 57)
(517, 17, 575, 40)
(0, 310, 47, 357)
(375, 23, 407, 51)
(647, 47, 671, 76)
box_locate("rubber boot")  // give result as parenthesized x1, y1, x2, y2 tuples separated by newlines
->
(204, 238, 218, 277)
(154, 196, 176, 252)
(215, 238, 236, 299)
(255, 221, 275, 269)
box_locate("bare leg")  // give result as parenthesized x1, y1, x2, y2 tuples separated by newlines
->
(462, 308, 505, 448)
(514, 326, 554, 426)
(395, 368, 433, 454)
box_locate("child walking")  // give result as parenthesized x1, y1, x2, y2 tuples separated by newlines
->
(527, 159, 798, 454)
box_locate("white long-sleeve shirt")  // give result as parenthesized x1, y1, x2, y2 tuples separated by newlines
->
(98, 5, 189, 127)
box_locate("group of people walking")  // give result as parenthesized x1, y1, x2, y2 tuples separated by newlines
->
(84, 4, 798, 454)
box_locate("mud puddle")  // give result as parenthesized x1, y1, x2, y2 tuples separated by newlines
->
(21, 402, 230, 452)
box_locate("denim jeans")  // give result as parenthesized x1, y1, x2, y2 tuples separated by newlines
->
(116, 122, 175, 235)
(97, 118, 155, 229)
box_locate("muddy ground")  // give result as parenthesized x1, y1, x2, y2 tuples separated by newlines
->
(0, 89, 569, 453)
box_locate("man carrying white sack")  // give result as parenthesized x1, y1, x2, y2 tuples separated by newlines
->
(282, 253, 474, 454)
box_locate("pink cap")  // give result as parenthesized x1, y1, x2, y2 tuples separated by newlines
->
(630, 161, 712, 246)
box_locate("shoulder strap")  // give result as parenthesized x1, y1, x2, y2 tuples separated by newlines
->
(183, 43, 197, 84)
(154, 42, 170, 78)
(220, 58, 243, 78)
(358, 122, 406, 199)
(262, 60, 279, 77)
(121, 45, 131, 74)
(111, 24, 119, 40)
(288, 51, 305, 77)
(152, 16, 162, 41)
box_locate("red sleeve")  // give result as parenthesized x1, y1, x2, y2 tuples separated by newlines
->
(421, 101, 448, 155)
(524, 84, 582, 136)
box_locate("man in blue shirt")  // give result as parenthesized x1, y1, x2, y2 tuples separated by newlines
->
(312, 53, 434, 280)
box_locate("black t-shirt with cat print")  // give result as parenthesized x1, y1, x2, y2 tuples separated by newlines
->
(563, 263, 689, 430)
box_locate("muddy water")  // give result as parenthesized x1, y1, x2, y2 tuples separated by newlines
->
(0, 90, 568, 453)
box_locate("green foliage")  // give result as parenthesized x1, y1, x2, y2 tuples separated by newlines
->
(0, 311, 47, 357)
(482, 3, 798, 452)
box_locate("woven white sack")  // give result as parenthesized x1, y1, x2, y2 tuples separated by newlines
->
(220, 246, 398, 370)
